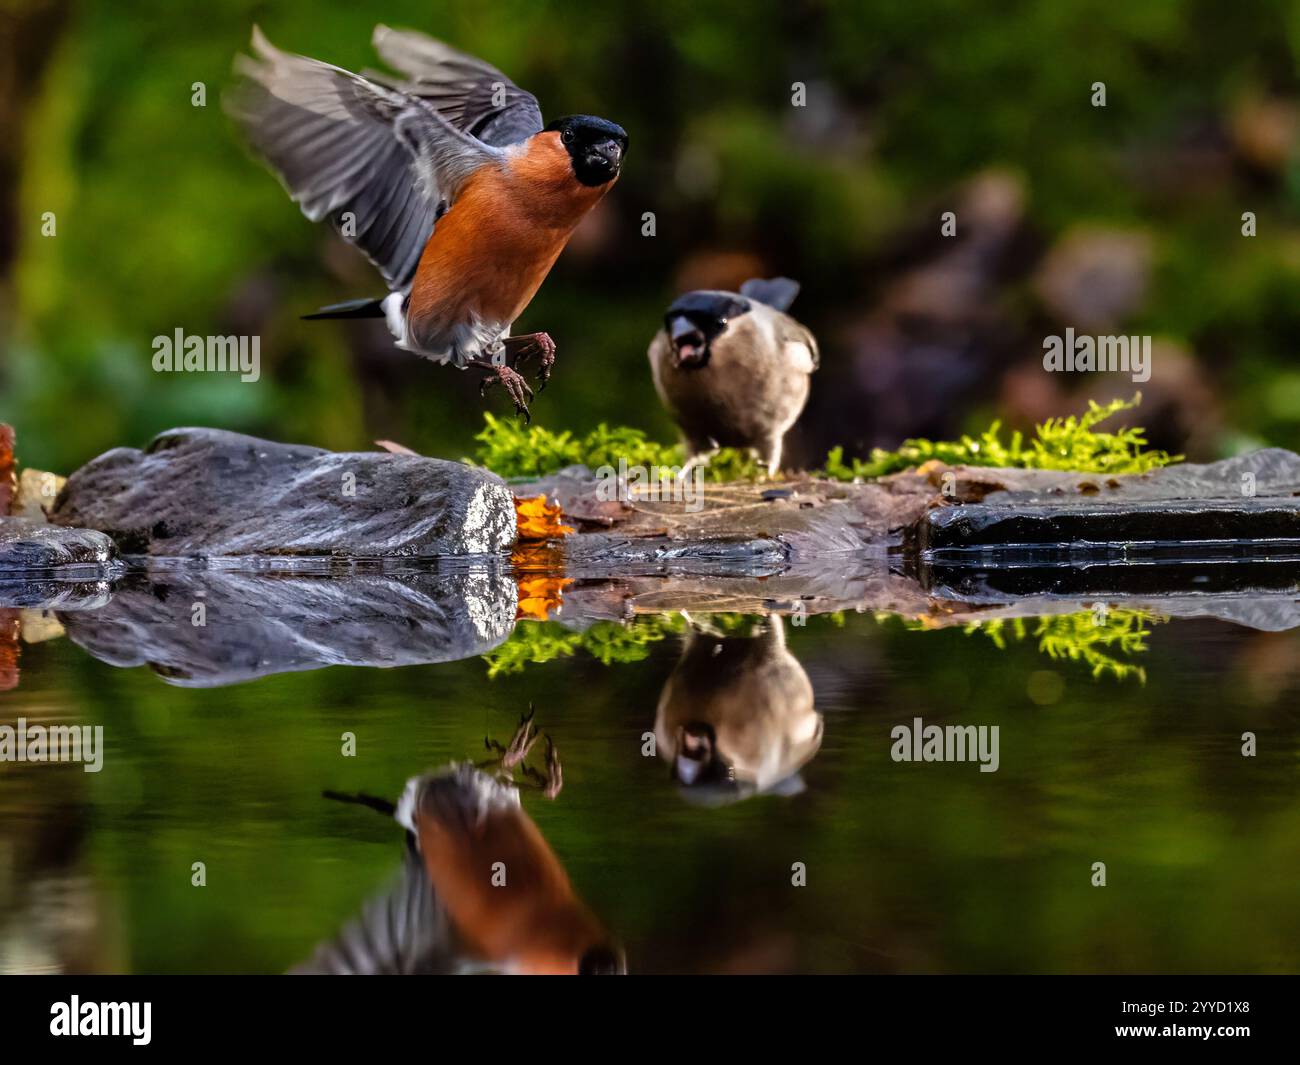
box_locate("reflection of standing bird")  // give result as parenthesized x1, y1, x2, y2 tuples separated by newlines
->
(227, 26, 627, 420)
(648, 278, 818, 475)
(303, 764, 623, 975)
(655, 616, 822, 803)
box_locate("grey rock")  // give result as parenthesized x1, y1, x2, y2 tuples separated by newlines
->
(915, 452, 1300, 568)
(558, 532, 789, 579)
(917, 498, 1300, 559)
(916, 554, 1300, 602)
(0, 516, 120, 573)
(979, 448, 1300, 503)
(0, 577, 115, 611)
(49, 427, 516, 558)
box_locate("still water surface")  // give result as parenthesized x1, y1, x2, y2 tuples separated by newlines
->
(2, 580, 1297, 974)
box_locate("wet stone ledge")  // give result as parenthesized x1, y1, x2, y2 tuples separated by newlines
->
(0, 516, 120, 572)
(917, 499, 1300, 561)
(910, 449, 1300, 563)
(48, 427, 517, 558)
(515, 448, 1300, 575)
(5, 424, 1300, 581)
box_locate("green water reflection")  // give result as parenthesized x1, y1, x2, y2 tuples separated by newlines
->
(1, 607, 1298, 973)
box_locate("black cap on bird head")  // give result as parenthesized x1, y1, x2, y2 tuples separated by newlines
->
(663, 278, 801, 369)
(545, 115, 628, 186)
(663, 291, 750, 370)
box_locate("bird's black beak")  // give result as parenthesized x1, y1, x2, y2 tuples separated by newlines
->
(584, 138, 623, 179)
(595, 138, 623, 167)
(673, 722, 732, 785)
(669, 315, 709, 369)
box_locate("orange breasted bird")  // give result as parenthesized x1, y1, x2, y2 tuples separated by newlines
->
(227, 25, 628, 420)
(311, 761, 623, 975)
(395, 765, 623, 974)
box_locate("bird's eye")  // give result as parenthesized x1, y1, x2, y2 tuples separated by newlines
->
(561, 128, 575, 145)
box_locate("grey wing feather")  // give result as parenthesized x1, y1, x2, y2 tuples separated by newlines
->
(226, 26, 502, 293)
(740, 276, 801, 313)
(370, 24, 544, 147)
(289, 845, 464, 975)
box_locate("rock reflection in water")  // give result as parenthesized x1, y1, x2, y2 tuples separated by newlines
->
(296, 764, 623, 975)
(55, 566, 518, 687)
(655, 615, 822, 803)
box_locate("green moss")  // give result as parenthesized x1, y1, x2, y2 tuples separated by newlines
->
(482, 615, 687, 677)
(955, 607, 1160, 684)
(481, 611, 770, 677)
(821, 394, 1180, 481)
(474, 395, 1177, 486)
(490, 607, 1155, 683)
(469, 413, 763, 481)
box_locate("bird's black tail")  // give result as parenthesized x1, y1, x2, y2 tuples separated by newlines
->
(302, 297, 386, 320)
(322, 789, 396, 817)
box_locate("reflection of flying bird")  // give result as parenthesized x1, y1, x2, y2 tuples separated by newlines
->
(654, 616, 822, 803)
(300, 761, 623, 975)
(227, 25, 628, 420)
(400, 766, 621, 974)
(648, 278, 818, 475)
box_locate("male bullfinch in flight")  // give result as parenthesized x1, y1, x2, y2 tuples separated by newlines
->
(648, 277, 818, 475)
(227, 26, 628, 420)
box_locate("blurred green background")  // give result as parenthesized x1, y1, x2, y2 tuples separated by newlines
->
(3, 0, 1300, 474)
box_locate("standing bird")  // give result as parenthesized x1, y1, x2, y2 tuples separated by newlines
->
(226, 26, 628, 420)
(648, 277, 818, 475)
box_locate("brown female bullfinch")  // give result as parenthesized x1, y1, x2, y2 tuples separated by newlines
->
(654, 616, 823, 804)
(648, 277, 818, 475)
(227, 25, 627, 420)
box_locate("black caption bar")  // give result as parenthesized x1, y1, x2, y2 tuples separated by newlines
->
(0, 975, 1293, 1052)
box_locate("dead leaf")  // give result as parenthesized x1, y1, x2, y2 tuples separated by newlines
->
(0, 424, 14, 516)
(0, 610, 19, 692)
(514, 494, 574, 541)
(514, 574, 571, 621)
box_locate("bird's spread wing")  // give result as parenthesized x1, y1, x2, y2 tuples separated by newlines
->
(226, 27, 503, 293)
(369, 24, 544, 148)
(290, 845, 465, 975)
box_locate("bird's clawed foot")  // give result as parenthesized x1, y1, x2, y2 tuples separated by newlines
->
(482, 706, 563, 800)
(520, 735, 563, 800)
(679, 449, 717, 480)
(484, 706, 541, 770)
(504, 332, 557, 391)
(479, 364, 535, 423)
